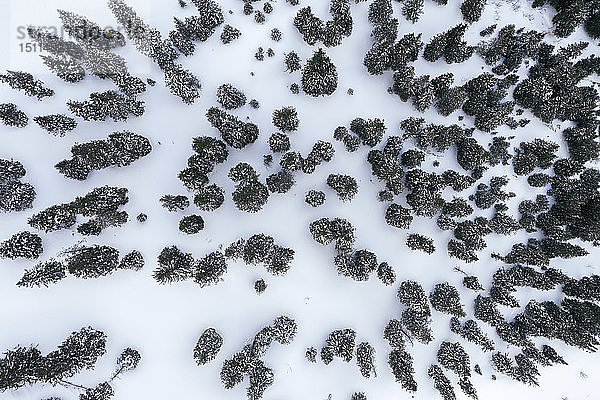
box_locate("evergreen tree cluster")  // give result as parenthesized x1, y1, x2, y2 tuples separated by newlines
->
(108, 0, 201, 103)
(55, 131, 152, 180)
(327, 174, 358, 202)
(477, 25, 543, 75)
(320, 328, 356, 364)
(293, 0, 353, 47)
(153, 245, 227, 287)
(28, 11, 146, 97)
(0, 327, 139, 399)
(363, 5, 423, 77)
(28, 186, 129, 236)
(220, 316, 297, 400)
(169, 0, 224, 56)
(225, 233, 295, 276)
(309, 217, 388, 282)
(423, 24, 475, 64)
(512, 42, 600, 124)
(450, 317, 494, 352)
(277, 140, 335, 175)
(531, 0, 600, 39)
(160, 195, 190, 212)
(0, 159, 36, 213)
(179, 136, 228, 206)
(67, 90, 145, 121)
(17, 245, 143, 288)
(220, 24, 242, 44)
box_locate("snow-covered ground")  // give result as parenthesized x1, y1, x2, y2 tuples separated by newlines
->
(1, 0, 599, 399)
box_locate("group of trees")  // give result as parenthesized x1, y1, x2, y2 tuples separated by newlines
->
(225, 233, 295, 276)
(309, 217, 394, 283)
(293, 0, 353, 47)
(169, 0, 224, 56)
(532, 0, 600, 39)
(108, 0, 201, 103)
(220, 316, 297, 399)
(28, 186, 129, 236)
(18, 245, 143, 288)
(153, 245, 227, 287)
(0, 327, 140, 399)
(55, 131, 152, 180)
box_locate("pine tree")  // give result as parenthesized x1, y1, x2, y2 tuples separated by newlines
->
(216, 84, 247, 109)
(160, 195, 189, 212)
(334, 249, 378, 281)
(406, 234, 436, 254)
(194, 328, 223, 365)
(179, 215, 205, 234)
(0, 231, 43, 260)
(294, 7, 324, 45)
(356, 342, 376, 378)
(385, 203, 413, 229)
(428, 364, 456, 400)
(0, 71, 54, 99)
(272, 107, 299, 132)
(301, 49, 338, 97)
(193, 251, 227, 287)
(17, 260, 67, 288)
(254, 279, 267, 294)
(0, 103, 28, 127)
(402, 0, 424, 23)
(58, 9, 125, 50)
(388, 349, 417, 392)
(193, 184, 224, 211)
(34, 114, 77, 136)
(423, 24, 475, 64)
(377, 262, 396, 285)
(430, 283, 465, 317)
(437, 341, 471, 377)
(153, 246, 194, 284)
(461, 0, 487, 23)
(450, 317, 494, 351)
(266, 171, 295, 193)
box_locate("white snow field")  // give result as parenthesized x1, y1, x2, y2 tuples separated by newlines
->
(1, 0, 599, 399)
